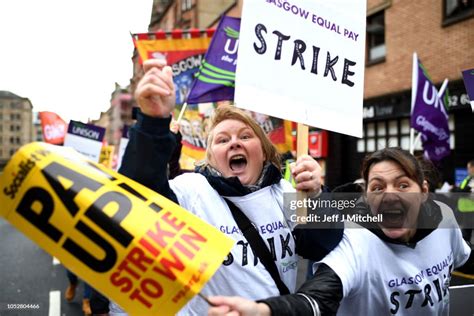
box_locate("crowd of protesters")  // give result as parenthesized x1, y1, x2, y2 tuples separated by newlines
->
(72, 60, 474, 316)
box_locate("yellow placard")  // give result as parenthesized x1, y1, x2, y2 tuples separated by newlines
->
(99, 145, 115, 168)
(0, 142, 234, 315)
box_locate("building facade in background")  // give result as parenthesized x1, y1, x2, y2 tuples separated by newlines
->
(91, 83, 133, 146)
(128, 0, 473, 188)
(0, 91, 33, 169)
(331, 0, 474, 188)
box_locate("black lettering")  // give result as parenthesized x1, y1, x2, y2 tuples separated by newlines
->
(272, 30, 291, 60)
(253, 23, 267, 54)
(421, 283, 434, 307)
(324, 52, 339, 81)
(273, 31, 290, 60)
(223, 252, 234, 266)
(404, 289, 422, 309)
(148, 202, 163, 213)
(390, 291, 400, 314)
(118, 182, 146, 201)
(42, 162, 102, 216)
(237, 240, 250, 266)
(291, 39, 306, 70)
(84, 191, 133, 247)
(16, 187, 63, 242)
(266, 237, 276, 261)
(280, 233, 293, 259)
(432, 278, 443, 302)
(310, 46, 321, 75)
(63, 220, 117, 272)
(341, 58, 356, 87)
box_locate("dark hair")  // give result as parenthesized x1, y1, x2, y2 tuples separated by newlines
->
(361, 148, 424, 190)
(418, 157, 440, 192)
(468, 159, 474, 167)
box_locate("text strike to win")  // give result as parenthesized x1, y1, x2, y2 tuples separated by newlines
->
(7, 150, 211, 310)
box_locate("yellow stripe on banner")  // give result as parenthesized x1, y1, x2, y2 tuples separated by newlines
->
(135, 38, 212, 63)
(0, 142, 234, 316)
(181, 143, 206, 162)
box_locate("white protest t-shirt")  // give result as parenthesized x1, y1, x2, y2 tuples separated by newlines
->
(170, 173, 298, 316)
(316, 201, 471, 316)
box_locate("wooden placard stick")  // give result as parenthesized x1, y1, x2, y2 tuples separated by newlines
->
(296, 123, 309, 219)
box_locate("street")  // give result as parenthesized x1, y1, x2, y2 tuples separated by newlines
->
(0, 218, 83, 316)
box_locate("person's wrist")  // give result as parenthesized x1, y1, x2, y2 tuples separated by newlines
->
(257, 302, 271, 316)
(140, 107, 171, 118)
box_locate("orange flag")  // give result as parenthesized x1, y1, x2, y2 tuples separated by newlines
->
(39, 111, 68, 145)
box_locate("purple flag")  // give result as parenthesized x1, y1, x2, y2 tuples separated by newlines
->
(410, 55, 450, 161)
(461, 68, 474, 111)
(186, 16, 240, 104)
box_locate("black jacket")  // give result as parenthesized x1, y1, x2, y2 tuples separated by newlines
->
(260, 198, 474, 315)
(90, 111, 343, 314)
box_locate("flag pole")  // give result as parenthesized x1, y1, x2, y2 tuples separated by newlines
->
(438, 78, 449, 96)
(296, 123, 309, 219)
(176, 102, 188, 124)
(409, 52, 418, 154)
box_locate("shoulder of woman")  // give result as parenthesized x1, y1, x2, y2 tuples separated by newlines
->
(172, 172, 207, 184)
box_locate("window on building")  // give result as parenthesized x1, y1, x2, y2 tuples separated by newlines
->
(357, 116, 456, 154)
(182, 0, 192, 12)
(10, 149, 15, 156)
(443, 0, 474, 25)
(366, 10, 386, 64)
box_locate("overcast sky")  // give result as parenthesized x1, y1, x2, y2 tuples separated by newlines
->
(0, 0, 153, 123)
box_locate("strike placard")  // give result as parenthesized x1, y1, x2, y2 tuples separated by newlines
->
(0, 142, 234, 315)
(235, 0, 367, 137)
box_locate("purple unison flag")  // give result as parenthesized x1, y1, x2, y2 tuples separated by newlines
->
(186, 16, 240, 104)
(461, 68, 474, 111)
(411, 57, 450, 161)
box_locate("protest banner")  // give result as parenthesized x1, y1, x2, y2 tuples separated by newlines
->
(115, 125, 129, 171)
(410, 53, 450, 161)
(186, 16, 240, 104)
(0, 142, 234, 315)
(64, 120, 106, 163)
(99, 145, 115, 168)
(132, 30, 213, 105)
(38, 111, 68, 145)
(461, 68, 474, 112)
(235, 0, 367, 138)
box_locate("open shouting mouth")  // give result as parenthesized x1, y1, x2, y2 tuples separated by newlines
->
(379, 207, 407, 228)
(229, 154, 247, 173)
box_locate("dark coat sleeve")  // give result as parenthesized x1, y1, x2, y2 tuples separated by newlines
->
(260, 263, 343, 315)
(118, 111, 178, 203)
(293, 186, 344, 261)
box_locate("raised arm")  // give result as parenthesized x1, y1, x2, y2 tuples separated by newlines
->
(118, 59, 179, 202)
